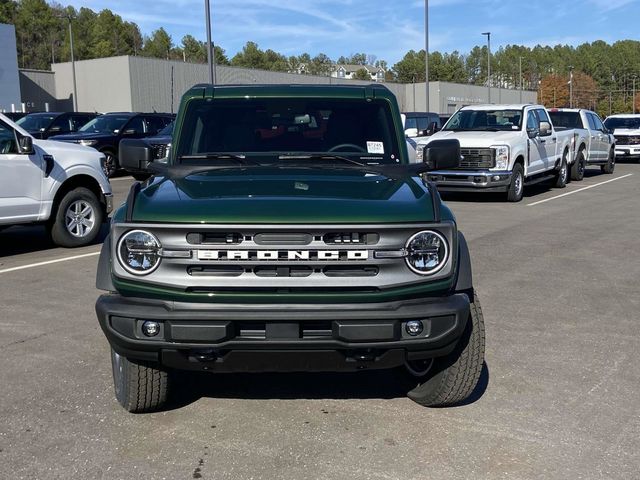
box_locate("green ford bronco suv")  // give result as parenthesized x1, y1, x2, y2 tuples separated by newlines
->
(95, 84, 485, 412)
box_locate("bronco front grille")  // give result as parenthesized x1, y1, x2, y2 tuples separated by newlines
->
(614, 135, 640, 145)
(458, 148, 495, 169)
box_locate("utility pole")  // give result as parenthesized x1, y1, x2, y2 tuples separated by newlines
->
(205, 0, 216, 84)
(482, 32, 491, 103)
(633, 76, 637, 114)
(424, 0, 429, 112)
(609, 91, 612, 117)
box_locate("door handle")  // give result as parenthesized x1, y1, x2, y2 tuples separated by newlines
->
(540, 139, 546, 143)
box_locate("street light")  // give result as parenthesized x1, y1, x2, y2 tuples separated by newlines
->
(57, 14, 78, 112)
(425, 0, 429, 112)
(633, 75, 637, 114)
(482, 32, 491, 103)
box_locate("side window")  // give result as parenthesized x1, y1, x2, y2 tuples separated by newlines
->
(145, 117, 168, 135)
(124, 117, 145, 135)
(591, 113, 605, 131)
(527, 111, 538, 130)
(50, 115, 71, 133)
(536, 109, 550, 124)
(416, 116, 429, 131)
(586, 114, 598, 130)
(405, 117, 417, 130)
(0, 122, 18, 154)
(71, 115, 91, 131)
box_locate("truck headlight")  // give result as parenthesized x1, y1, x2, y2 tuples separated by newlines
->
(492, 145, 509, 170)
(80, 139, 98, 146)
(117, 230, 162, 275)
(405, 230, 449, 275)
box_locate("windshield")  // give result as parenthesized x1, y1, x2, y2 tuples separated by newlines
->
(174, 98, 401, 165)
(548, 112, 582, 129)
(79, 115, 131, 134)
(158, 121, 174, 136)
(443, 109, 523, 131)
(16, 114, 56, 131)
(604, 117, 640, 130)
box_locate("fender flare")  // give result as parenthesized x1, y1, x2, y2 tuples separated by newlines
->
(96, 234, 115, 292)
(455, 231, 473, 298)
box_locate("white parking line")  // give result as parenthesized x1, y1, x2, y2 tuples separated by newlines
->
(527, 174, 634, 207)
(0, 251, 100, 274)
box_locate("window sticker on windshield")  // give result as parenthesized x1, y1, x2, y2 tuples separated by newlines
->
(367, 141, 384, 154)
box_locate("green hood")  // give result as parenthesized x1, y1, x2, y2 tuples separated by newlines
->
(131, 167, 436, 224)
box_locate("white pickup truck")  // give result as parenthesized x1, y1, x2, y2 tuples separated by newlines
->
(548, 108, 616, 176)
(0, 113, 113, 247)
(415, 104, 575, 202)
(603, 114, 640, 161)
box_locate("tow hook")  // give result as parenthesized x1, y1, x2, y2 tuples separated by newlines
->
(189, 349, 217, 363)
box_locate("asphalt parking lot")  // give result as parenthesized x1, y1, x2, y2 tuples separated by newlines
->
(1, 163, 639, 480)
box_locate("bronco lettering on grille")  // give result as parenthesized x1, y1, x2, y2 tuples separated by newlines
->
(197, 250, 369, 261)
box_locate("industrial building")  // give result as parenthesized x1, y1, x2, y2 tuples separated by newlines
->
(0, 23, 21, 112)
(17, 55, 536, 115)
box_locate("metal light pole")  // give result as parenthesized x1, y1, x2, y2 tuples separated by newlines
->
(58, 14, 78, 112)
(205, 0, 216, 84)
(482, 32, 491, 103)
(633, 76, 637, 114)
(569, 66, 574, 108)
(519, 56, 523, 103)
(424, 0, 429, 112)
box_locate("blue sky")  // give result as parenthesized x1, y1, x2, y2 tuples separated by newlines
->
(67, 0, 640, 65)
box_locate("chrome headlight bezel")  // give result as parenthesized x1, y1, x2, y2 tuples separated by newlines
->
(79, 139, 98, 146)
(404, 230, 449, 276)
(492, 145, 510, 170)
(116, 229, 162, 276)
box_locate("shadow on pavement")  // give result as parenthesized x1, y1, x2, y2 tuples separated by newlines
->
(163, 361, 490, 411)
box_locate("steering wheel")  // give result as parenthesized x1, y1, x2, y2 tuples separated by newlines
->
(328, 143, 367, 153)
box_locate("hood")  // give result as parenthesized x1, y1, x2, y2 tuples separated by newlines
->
(132, 167, 436, 224)
(417, 130, 523, 148)
(49, 132, 114, 142)
(612, 128, 640, 136)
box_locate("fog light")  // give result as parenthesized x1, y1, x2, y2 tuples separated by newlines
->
(492, 175, 500, 181)
(405, 320, 424, 336)
(142, 321, 160, 337)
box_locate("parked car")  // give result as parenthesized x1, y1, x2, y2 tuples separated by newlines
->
(96, 83, 485, 413)
(2, 112, 28, 122)
(122, 121, 173, 181)
(603, 114, 640, 160)
(402, 111, 441, 138)
(50, 112, 174, 178)
(416, 104, 576, 202)
(0, 113, 112, 247)
(548, 108, 616, 176)
(16, 111, 98, 139)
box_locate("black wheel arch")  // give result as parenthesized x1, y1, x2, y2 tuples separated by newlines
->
(454, 231, 473, 300)
(96, 234, 115, 291)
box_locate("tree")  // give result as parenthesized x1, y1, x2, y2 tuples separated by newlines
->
(142, 27, 172, 59)
(308, 53, 333, 76)
(352, 68, 371, 81)
(539, 71, 598, 109)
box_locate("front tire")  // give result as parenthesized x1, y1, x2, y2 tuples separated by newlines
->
(403, 293, 486, 407)
(111, 348, 170, 413)
(571, 150, 586, 181)
(49, 187, 103, 247)
(101, 152, 119, 178)
(506, 163, 524, 202)
(601, 149, 615, 174)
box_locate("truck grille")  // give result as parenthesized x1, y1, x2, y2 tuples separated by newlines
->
(458, 148, 495, 169)
(112, 223, 456, 292)
(614, 135, 640, 145)
(150, 143, 168, 159)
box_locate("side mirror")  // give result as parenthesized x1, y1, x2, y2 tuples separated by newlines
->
(527, 127, 539, 139)
(404, 127, 418, 138)
(119, 139, 152, 172)
(539, 121, 552, 136)
(423, 121, 439, 136)
(18, 136, 34, 155)
(422, 139, 461, 171)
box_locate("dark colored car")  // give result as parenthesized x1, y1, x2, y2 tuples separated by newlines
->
(122, 121, 174, 181)
(50, 112, 174, 178)
(3, 112, 29, 122)
(16, 112, 98, 139)
(402, 111, 442, 138)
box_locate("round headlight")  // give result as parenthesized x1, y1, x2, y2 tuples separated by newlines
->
(117, 230, 162, 275)
(405, 230, 449, 275)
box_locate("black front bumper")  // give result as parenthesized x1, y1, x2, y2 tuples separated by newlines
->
(96, 294, 470, 373)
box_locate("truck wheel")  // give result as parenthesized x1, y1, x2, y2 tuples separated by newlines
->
(571, 150, 586, 181)
(49, 187, 103, 247)
(506, 163, 524, 202)
(101, 152, 119, 178)
(111, 348, 170, 413)
(553, 156, 568, 188)
(601, 149, 615, 174)
(403, 292, 486, 407)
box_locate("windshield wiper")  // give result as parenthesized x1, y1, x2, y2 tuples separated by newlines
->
(179, 153, 260, 164)
(278, 154, 369, 168)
